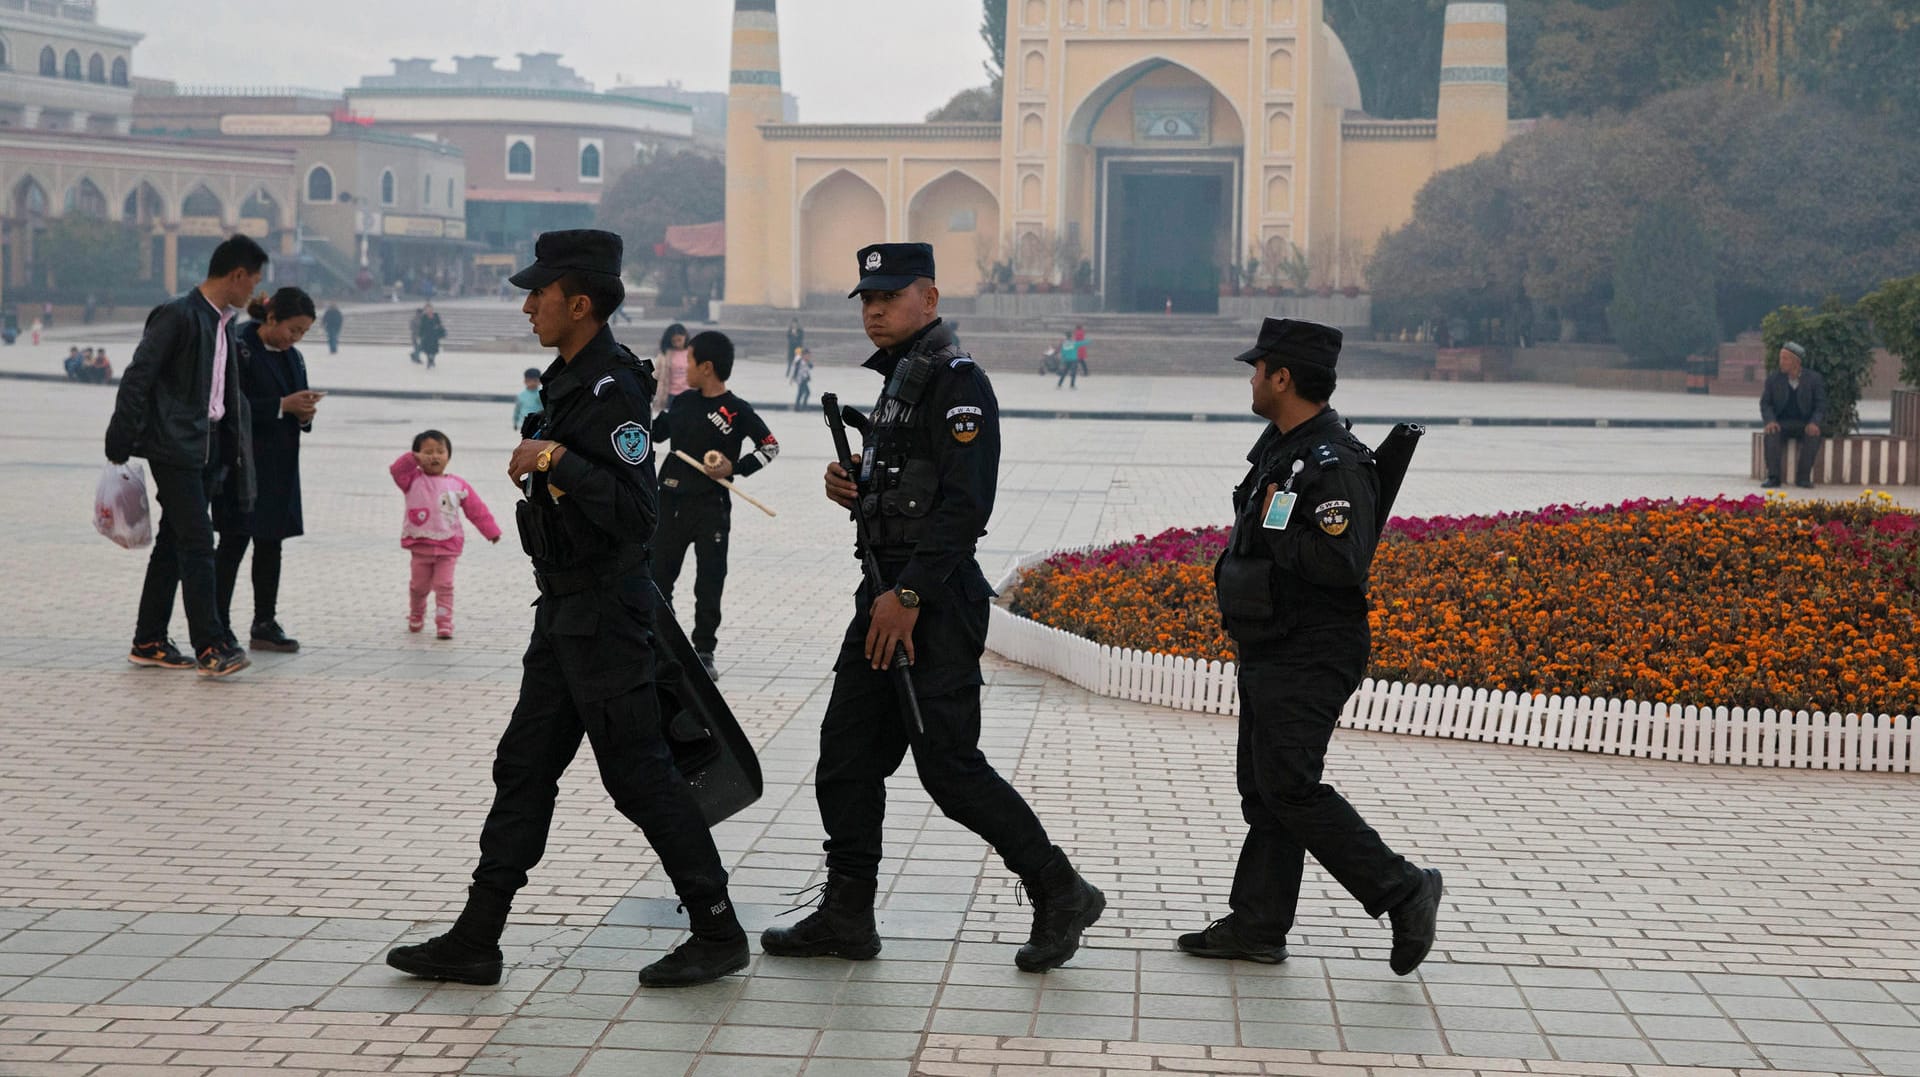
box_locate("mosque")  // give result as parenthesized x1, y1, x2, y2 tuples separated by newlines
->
(722, 0, 1511, 316)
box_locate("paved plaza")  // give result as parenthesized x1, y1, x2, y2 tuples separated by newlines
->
(1, 337, 1916, 1076)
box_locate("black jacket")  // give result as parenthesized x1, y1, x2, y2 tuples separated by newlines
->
(1760, 368, 1827, 428)
(1219, 408, 1379, 648)
(219, 322, 309, 540)
(104, 290, 254, 508)
(524, 324, 659, 569)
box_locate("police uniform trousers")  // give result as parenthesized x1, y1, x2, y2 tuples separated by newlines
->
(474, 571, 728, 901)
(653, 488, 731, 655)
(815, 569, 1054, 882)
(1230, 620, 1422, 938)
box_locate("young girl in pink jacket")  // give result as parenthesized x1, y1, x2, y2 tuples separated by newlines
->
(391, 429, 501, 638)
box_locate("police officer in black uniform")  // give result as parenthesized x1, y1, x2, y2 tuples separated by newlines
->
(1180, 318, 1444, 975)
(761, 242, 1104, 972)
(386, 230, 747, 990)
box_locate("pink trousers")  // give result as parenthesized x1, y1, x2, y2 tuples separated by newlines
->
(408, 549, 458, 633)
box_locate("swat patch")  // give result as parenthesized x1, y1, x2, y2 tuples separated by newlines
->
(1315, 499, 1352, 536)
(610, 421, 650, 465)
(947, 405, 983, 444)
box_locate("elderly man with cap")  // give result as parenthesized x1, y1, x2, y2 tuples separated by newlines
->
(761, 242, 1105, 973)
(1182, 318, 1443, 976)
(1761, 341, 1827, 489)
(386, 230, 749, 990)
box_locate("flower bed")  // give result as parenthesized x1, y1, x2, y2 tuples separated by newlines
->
(1004, 494, 1920, 716)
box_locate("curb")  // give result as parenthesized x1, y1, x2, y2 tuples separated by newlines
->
(10, 371, 1890, 430)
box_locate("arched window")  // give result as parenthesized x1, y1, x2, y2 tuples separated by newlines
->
(181, 186, 222, 218)
(87, 53, 104, 83)
(111, 57, 128, 86)
(40, 46, 57, 76)
(306, 165, 334, 203)
(0, 40, 9, 71)
(65, 178, 108, 218)
(447, 178, 455, 206)
(379, 170, 395, 205)
(423, 173, 432, 205)
(63, 49, 81, 80)
(506, 138, 533, 177)
(579, 142, 601, 180)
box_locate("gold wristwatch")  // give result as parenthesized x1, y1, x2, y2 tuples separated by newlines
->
(895, 587, 921, 609)
(535, 445, 556, 472)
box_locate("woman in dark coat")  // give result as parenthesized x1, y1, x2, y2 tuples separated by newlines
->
(215, 287, 320, 652)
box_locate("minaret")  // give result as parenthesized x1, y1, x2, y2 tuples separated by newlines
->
(724, 0, 784, 308)
(1433, 2, 1510, 171)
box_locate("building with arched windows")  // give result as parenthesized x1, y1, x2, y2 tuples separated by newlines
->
(0, 0, 138, 134)
(724, 0, 1512, 316)
(343, 53, 696, 267)
(132, 86, 472, 291)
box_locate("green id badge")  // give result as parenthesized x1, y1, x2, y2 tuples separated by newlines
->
(1262, 491, 1298, 530)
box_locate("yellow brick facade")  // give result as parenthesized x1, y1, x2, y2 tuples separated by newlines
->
(724, 0, 1508, 309)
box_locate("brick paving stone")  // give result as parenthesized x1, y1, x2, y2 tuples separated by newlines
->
(2, 378, 1918, 1074)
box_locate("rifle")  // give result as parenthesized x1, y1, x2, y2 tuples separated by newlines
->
(821, 392, 926, 734)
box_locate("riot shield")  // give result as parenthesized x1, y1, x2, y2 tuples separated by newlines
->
(1373, 422, 1425, 530)
(652, 584, 763, 826)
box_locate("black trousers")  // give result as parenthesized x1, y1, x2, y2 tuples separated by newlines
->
(653, 490, 730, 654)
(135, 451, 226, 652)
(1230, 621, 1422, 940)
(474, 602, 728, 902)
(214, 531, 282, 632)
(815, 577, 1055, 882)
(1764, 422, 1821, 484)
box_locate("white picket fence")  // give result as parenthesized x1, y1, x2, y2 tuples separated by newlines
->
(987, 555, 1916, 773)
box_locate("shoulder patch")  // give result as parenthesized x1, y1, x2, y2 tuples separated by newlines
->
(1312, 443, 1343, 469)
(948, 404, 983, 445)
(949, 356, 974, 369)
(593, 374, 617, 397)
(1315, 499, 1352, 536)
(610, 421, 650, 465)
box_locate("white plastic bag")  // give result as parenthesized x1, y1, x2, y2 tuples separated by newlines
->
(94, 462, 153, 549)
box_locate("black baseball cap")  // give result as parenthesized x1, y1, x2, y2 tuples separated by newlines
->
(509, 229, 623, 290)
(1233, 317, 1343, 369)
(849, 242, 935, 297)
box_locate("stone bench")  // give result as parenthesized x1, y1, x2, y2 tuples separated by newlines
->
(1749, 432, 1920, 486)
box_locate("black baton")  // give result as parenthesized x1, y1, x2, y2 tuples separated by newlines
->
(822, 392, 926, 734)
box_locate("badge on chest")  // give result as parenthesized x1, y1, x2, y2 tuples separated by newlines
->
(1262, 491, 1297, 530)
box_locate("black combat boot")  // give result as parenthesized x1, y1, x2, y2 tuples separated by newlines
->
(1387, 867, 1444, 975)
(385, 886, 509, 985)
(638, 893, 750, 988)
(1014, 848, 1105, 973)
(759, 874, 882, 960)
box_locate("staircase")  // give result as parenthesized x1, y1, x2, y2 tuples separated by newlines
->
(333, 301, 541, 349)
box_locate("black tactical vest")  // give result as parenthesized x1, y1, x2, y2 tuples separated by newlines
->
(858, 330, 968, 555)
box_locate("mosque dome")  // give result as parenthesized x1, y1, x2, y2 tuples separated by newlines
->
(1320, 22, 1365, 114)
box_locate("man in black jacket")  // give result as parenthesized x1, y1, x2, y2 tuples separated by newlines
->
(1760, 341, 1827, 488)
(105, 235, 268, 678)
(761, 242, 1103, 974)
(386, 230, 747, 991)
(1180, 318, 1442, 975)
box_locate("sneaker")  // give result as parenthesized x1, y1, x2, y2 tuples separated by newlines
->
(1176, 915, 1289, 964)
(697, 651, 719, 681)
(386, 932, 502, 985)
(436, 628, 453, 640)
(195, 642, 251, 679)
(408, 618, 424, 633)
(129, 638, 195, 670)
(249, 621, 299, 653)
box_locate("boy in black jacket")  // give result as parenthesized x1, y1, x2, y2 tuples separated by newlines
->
(650, 331, 778, 678)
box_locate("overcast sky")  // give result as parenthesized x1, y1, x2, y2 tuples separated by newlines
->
(110, 0, 992, 123)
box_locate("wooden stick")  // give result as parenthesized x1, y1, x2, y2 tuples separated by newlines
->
(672, 449, 777, 517)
